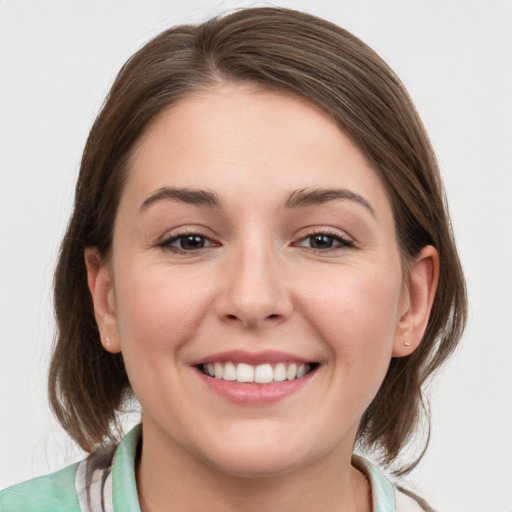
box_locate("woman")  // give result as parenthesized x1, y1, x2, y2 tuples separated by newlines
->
(0, 7, 466, 512)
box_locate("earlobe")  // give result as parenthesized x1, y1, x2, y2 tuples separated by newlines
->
(84, 248, 121, 353)
(392, 245, 439, 357)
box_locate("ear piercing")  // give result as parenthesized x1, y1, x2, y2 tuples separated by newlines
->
(403, 341, 411, 347)
(106, 336, 111, 346)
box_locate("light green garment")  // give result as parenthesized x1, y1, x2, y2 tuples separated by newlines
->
(0, 426, 140, 512)
(0, 425, 416, 512)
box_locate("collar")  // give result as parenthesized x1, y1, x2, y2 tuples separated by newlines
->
(111, 424, 141, 511)
(353, 454, 397, 512)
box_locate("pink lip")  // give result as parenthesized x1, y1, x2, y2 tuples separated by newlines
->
(195, 367, 315, 404)
(190, 349, 313, 366)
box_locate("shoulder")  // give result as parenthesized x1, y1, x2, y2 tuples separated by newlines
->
(0, 425, 141, 512)
(0, 463, 81, 512)
(353, 454, 437, 512)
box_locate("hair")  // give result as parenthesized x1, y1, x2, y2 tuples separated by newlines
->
(49, 7, 466, 474)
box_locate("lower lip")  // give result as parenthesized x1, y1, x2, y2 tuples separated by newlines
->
(195, 368, 315, 404)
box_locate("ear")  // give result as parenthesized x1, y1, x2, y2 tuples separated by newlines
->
(392, 245, 440, 357)
(84, 247, 121, 353)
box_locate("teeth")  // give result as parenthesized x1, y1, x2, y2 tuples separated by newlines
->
(254, 363, 273, 384)
(297, 364, 307, 378)
(274, 363, 287, 382)
(223, 362, 237, 381)
(286, 363, 297, 381)
(214, 362, 223, 379)
(236, 363, 254, 383)
(202, 361, 313, 384)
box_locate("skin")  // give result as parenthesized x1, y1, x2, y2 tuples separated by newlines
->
(86, 84, 438, 512)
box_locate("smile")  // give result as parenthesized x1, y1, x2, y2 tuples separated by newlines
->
(200, 362, 318, 384)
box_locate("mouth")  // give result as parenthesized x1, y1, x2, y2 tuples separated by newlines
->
(197, 361, 319, 384)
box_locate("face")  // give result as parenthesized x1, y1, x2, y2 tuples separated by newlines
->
(88, 84, 434, 478)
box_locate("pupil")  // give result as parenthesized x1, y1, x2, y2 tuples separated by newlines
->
(181, 235, 204, 250)
(312, 234, 333, 249)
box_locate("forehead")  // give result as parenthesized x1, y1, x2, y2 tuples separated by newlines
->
(123, 84, 391, 217)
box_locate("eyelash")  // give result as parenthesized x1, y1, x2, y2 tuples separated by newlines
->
(159, 231, 218, 253)
(158, 230, 355, 254)
(294, 230, 355, 252)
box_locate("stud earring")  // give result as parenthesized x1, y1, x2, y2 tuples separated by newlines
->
(404, 341, 411, 347)
(106, 336, 111, 346)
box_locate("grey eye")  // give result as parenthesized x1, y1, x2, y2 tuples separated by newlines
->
(161, 233, 215, 252)
(297, 233, 352, 250)
(308, 234, 336, 249)
(178, 235, 207, 250)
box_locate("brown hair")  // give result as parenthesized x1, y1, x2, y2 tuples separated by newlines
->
(49, 7, 466, 474)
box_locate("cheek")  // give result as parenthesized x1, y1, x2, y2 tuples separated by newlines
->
(113, 264, 214, 358)
(111, 264, 218, 418)
(300, 264, 402, 365)
(306, 268, 403, 418)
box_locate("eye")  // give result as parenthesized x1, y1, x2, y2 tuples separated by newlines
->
(160, 233, 216, 252)
(296, 232, 354, 250)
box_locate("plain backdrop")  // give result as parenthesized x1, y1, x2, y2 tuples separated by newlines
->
(1, 1, 511, 511)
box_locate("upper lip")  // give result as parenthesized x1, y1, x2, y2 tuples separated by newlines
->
(190, 350, 314, 366)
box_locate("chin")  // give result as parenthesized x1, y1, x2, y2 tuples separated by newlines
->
(207, 451, 306, 479)
(196, 434, 321, 479)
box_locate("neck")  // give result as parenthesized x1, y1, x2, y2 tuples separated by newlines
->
(136, 426, 371, 512)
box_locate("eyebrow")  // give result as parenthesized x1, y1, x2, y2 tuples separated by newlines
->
(140, 186, 375, 216)
(140, 187, 221, 211)
(284, 188, 375, 216)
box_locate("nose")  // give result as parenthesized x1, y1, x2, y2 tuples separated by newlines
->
(215, 241, 294, 329)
